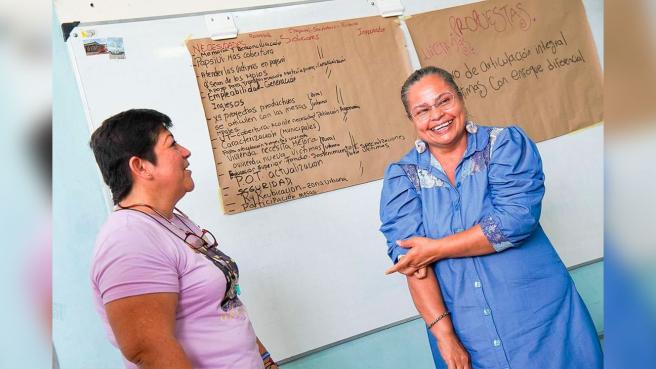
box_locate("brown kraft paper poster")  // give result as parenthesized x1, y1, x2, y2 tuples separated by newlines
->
(405, 0, 603, 142)
(187, 16, 415, 214)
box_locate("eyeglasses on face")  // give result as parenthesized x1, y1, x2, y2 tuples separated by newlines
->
(410, 91, 456, 122)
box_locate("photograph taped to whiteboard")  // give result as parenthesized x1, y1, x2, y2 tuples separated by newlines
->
(83, 37, 126, 60)
(107, 37, 125, 59)
(187, 16, 415, 214)
(406, 0, 603, 142)
(83, 38, 108, 55)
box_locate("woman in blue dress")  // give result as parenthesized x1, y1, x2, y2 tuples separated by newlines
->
(380, 66, 602, 369)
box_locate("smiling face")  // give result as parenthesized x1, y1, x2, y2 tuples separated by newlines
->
(406, 74, 467, 151)
(148, 128, 194, 199)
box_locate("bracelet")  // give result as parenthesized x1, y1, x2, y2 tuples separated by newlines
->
(427, 311, 450, 329)
(262, 351, 276, 368)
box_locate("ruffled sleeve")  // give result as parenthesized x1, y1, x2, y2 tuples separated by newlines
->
(479, 125, 545, 252)
(379, 163, 425, 263)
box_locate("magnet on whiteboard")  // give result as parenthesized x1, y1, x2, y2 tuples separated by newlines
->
(375, 0, 404, 17)
(205, 13, 239, 40)
(80, 29, 95, 38)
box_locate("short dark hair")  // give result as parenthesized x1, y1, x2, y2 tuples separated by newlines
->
(89, 109, 172, 204)
(400, 66, 463, 118)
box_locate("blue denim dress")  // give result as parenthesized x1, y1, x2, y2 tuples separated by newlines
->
(380, 125, 602, 369)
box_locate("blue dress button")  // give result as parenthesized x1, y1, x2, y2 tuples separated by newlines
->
(493, 339, 501, 347)
(474, 281, 482, 288)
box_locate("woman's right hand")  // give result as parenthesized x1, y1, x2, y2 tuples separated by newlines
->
(435, 331, 471, 369)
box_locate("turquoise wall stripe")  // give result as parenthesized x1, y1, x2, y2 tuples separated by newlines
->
(282, 318, 434, 369)
(570, 261, 604, 334)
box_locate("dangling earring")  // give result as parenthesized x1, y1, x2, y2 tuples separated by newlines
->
(414, 139, 427, 153)
(465, 121, 478, 134)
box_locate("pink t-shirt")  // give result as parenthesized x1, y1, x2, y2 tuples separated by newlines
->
(91, 210, 263, 369)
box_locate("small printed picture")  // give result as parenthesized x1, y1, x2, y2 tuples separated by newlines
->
(107, 37, 126, 59)
(83, 38, 107, 56)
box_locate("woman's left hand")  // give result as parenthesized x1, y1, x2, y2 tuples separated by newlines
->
(385, 237, 440, 276)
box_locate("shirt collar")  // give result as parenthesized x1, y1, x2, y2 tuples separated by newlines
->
(462, 122, 489, 159)
(415, 122, 489, 170)
(417, 145, 432, 171)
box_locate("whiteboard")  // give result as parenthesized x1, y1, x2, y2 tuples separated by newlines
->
(63, 0, 603, 361)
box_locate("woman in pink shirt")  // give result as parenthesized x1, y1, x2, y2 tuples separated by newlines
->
(89, 109, 277, 369)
